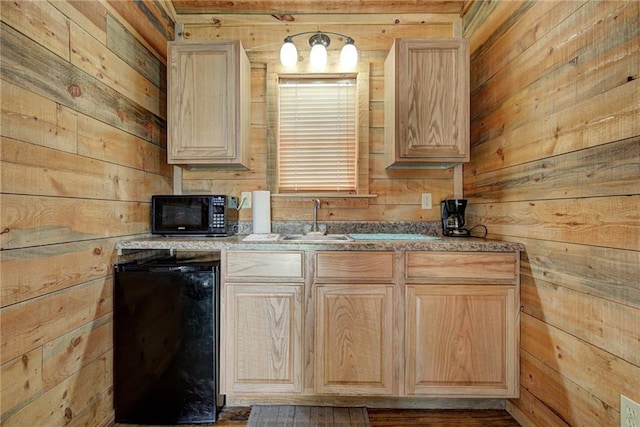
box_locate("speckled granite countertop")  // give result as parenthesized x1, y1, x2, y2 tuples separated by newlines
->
(115, 234, 524, 253)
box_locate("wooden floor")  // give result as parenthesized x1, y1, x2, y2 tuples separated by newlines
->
(215, 406, 521, 426)
(117, 406, 521, 426)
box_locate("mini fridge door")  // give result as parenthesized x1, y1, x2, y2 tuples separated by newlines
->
(114, 259, 222, 424)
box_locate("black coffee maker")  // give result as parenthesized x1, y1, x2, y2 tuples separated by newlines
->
(441, 199, 470, 237)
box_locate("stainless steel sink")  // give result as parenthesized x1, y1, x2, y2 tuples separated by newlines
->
(280, 234, 353, 243)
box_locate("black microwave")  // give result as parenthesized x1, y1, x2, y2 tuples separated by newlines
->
(152, 195, 238, 236)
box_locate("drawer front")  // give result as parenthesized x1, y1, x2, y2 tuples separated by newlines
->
(225, 251, 304, 279)
(316, 251, 395, 281)
(406, 252, 517, 283)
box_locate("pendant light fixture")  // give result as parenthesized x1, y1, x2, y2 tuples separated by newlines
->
(280, 31, 358, 69)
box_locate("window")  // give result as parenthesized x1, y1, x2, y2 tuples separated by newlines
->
(277, 77, 357, 193)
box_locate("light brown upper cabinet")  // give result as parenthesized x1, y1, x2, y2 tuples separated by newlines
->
(168, 40, 251, 168)
(385, 38, 470, 168)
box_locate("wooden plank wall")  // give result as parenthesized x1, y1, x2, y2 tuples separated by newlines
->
(462, 1, 639, 426)
(179, 14, 461, 223)
(0, 1, 173, 425)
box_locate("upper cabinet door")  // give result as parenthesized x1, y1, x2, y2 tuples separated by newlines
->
(168, 40, 251, 169)
(385, 38, 470, 168)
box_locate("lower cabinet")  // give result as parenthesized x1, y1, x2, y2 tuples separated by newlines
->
(221, 250, 304, 394)
(314, 251, 397, 395)
(315, 283, 395, 395)
(404, 251, 520, 398)
(405, 284, 518, 397)
(223, 283, 303, 393)
(221, 249, 519, 401)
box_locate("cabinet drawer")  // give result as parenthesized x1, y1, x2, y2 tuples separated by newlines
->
(225, 251, 304, 279)
(316, 251, 395, 281)
(406, 252, 517, 283)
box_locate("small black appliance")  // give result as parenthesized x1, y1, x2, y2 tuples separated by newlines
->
(114, 258, 223, 424)
(152, 195, 238, 236)
(441, 199, 470, 237)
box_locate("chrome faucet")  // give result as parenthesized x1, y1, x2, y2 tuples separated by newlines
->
(310, 199, 322, 234)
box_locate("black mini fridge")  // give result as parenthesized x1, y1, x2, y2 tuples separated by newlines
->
(114, 258, 222, 424)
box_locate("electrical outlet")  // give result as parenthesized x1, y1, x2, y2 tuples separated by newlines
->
(240, 192, 251, 209)
(421, 193, 432, 210)
(622, 395, 640, 427)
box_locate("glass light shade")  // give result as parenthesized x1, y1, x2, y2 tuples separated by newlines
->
(309, 43, 328, 70)
(340, 43, 358, 68)
(280, 41, 298, 67)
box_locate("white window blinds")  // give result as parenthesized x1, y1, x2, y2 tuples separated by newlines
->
(278, 78, 357, 192)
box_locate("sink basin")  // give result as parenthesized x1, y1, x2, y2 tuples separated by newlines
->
(280, 234, 353, 243)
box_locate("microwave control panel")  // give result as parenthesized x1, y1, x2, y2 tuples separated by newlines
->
(210, 196, 227, 230)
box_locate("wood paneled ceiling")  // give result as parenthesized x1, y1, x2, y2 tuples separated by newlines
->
(170, 0, 466, 15)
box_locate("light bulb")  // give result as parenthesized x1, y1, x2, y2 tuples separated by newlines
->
(340, 42, 358, 68)
(309, 43, 327, 70)
(280, 41, 298, 67)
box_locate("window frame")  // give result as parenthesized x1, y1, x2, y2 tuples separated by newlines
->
(266, 64, 370, 198)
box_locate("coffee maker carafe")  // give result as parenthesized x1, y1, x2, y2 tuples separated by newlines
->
(441, 199, 470, 237)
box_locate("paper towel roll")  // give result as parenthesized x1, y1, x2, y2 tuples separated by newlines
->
(252, 190, 271, 233)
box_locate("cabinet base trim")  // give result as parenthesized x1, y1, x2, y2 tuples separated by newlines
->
(226, 395, 507, 410)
